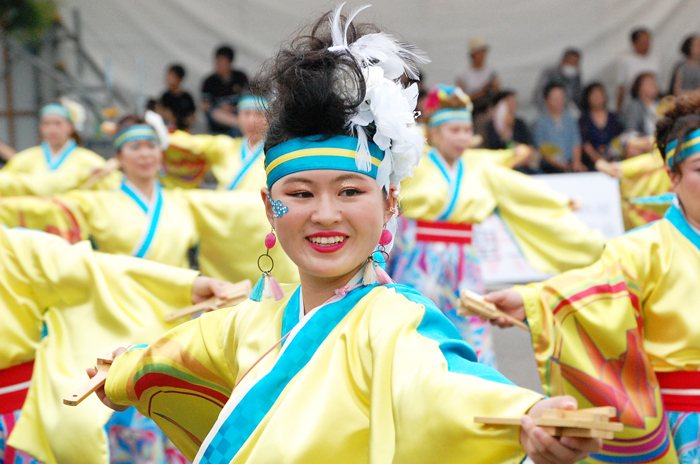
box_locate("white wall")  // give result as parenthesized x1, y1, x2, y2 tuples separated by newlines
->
(47, 0, 700, 120)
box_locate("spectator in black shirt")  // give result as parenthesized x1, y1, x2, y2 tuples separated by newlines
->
(159, 64, 196, 131)
(201, 45, 249, 135)
(484, 90, 535, 173)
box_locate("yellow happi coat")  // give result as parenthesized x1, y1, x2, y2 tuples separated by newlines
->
(516, 203, 700, 463)
(0, 183, 197, 268)
(400, 150, 605, 273)
(0, 170, 90, 197)
(106, 279, 543, 464)
(618, 151, 673, 230)
(183, 190, 298, 284)
(0, 226, 199, 464)
(2, 143, 119, 192)
(161, 131, 265, 191)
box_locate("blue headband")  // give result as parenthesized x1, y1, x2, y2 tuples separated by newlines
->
(428, 108, 473, 128)
(40, 104, 72, 123)
(265, 135, 385, 189)
(114, 125, 159, 152)
(666, 127, 700, 169)
(238, 96, 267, 112)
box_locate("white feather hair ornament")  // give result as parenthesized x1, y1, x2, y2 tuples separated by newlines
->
(327, 3, 429, 194)
(59, 97, 87, 132)
(145, 110, 170, 150)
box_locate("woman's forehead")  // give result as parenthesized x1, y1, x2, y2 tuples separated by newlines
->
(278, 171, 374, 186)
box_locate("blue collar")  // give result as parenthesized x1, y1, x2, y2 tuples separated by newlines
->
(428, 149, 464, 221)
(665, 202, 700, 251)
(41, 140, 77, 171)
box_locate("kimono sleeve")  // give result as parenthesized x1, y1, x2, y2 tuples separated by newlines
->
(515, 238, 674, 463)
(105, 305, 239, 461)
(0, 195, 88, 243)
(481, 164, 605, 273)
(366, 286, 542, 464)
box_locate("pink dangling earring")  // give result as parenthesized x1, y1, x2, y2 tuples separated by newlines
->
(251, 229, 285, 301)
(363, 225, 394, 286)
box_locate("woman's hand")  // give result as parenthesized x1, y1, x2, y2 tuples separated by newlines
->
(86, 346, 129, 411)
(522, 396, 603, 464)
(483, 289, 526, 328)
(191, 276, 230, 304)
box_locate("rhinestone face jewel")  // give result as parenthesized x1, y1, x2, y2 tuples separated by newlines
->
(267, 194, 289, 218)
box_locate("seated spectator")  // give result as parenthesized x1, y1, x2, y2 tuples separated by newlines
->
(621, 72, 659, 137)
(455, 37, 499, 134)
(484, 90, 535, 172)
(673, 34, 700, 95)
(578, 82, 622, 170)
(616, 28, 659, 111)
(534, 83, 583, 173)
(532, 48, 582, 111)
(201, 44, 249, 135)
(159, 64, 196, 131)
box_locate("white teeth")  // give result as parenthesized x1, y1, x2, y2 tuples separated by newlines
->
(308, 236, 346, 245)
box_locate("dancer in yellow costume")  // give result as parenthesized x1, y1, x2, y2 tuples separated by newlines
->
(485, 92, 700, 463)
(160, 96, 267, 191)
(0, 226, 229, 464)
(2, 102, 119, 193)
(0, 116, 198, 268)
(389, 84, 604, 367)
(0, 116, 298, 284)
(596, 151, 674, 230)
(93, 7, 601, 464)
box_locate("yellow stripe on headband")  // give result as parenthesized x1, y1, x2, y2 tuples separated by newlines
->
(265, 147, 382, 175)
(667, 134, 700, 166)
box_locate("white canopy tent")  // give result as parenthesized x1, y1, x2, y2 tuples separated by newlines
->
(55, 0, 699, 116)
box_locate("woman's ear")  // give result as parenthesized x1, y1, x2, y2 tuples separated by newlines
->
(666, 164, 681, 190)
(384, 184, 399, 224)
(261, 187, 275, 228)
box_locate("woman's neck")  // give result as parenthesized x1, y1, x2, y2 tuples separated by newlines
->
(127, 176, 156, 200)
(48, 139, 70, 154)
(299, 263, 364, 314)
(641, 95, 655, 106)
(247, 133, 262, 147)
(434, 147, 459, 169)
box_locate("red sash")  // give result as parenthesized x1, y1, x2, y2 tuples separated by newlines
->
(0, 361, 34, 414)
(415, 220, 473, 245)
(657, 370, 700, 413)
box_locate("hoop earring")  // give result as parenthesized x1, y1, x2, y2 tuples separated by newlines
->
(250, 228, 285, 301)
(363, 225, 394, 286)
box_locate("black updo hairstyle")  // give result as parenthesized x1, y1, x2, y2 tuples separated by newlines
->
(254, 10, 420, 156)
(655, 90, 700, 175)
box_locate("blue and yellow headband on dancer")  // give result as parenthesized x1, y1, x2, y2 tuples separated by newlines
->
(265, 135, 385, 189)
(238, 95, 268, 112)
(114, 125, 159, 152)
(666, 127, 700, 169)
(40, 103, 72, 123)
(428, 108, 472, 128)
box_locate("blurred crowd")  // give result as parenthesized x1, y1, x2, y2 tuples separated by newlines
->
(150, 29, 700, 176)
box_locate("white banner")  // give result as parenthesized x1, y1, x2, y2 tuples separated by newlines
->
(476, 172, 623, 286)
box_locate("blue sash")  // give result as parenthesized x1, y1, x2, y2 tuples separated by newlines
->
(119, 180, 164, 258)
(225, 138, 264, 191)
(41, 140, 77, 171)
(666, 202, 700, 251)
(196, 284, 376, 464)
(428, 149, 464, 221)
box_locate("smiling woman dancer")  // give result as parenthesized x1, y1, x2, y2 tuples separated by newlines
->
(485, 91, 700, 464)
(390, 84, 604, 366)
(2, 101, 118, 193)
(92, 6, 601, 464)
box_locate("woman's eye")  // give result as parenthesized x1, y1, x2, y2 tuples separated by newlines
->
(340, 188, 363, 197)
(289, 191, 313, 198)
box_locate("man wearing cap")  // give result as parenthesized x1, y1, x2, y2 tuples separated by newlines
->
(455, 37, 500, 115)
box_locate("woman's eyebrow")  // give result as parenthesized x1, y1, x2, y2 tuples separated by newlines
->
(280, 176, 314, 185)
